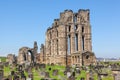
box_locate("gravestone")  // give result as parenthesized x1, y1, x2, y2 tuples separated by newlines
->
(64, 70, 67, 75)
(21, 71, 26, 80)
(39, 64, 46, 69)
(21, 75, 26, 80)
(40, 71, 45, 77)
(28, 73, 33, 80)
(114, 72, 120, 80)
(27, 78, 32, 80)
(98, 74, 102, 80)
(11, 71, 15, 76)
(89, 70, 93, 79)
(72, 72, 75, 77)
(4, 62, 9, 67)
(28, 67, 32, 73)
(8, 75, 12, 80)
(0, 65, 3, 70)
(45, 72, 49, 78)
(67, 72, 71, 78)
(52, 69, 58, 76)
(66, 66, 71, 72)
(19, 65, 23, 71)
(68, 72, 75, 80)
(68, 76, 75, 80)
(75, 68, 81, 74)
(35, 66, 39, 71)
(13, 75, 20, 80)
(80, 77, 85, 80)
(0, 70, 3, 80)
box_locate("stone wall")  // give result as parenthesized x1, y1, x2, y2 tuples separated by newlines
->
(40, 9, 96, 66)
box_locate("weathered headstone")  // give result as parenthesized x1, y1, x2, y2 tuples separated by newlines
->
(52, 69, 58, 76)
(45, 72, 49, 78)
(39, 64, 46, 69)
(64, 70, 67, 75)
(66, 66, 71, 72)
(11, 71, 15, 76)
(13, 75, 20, 80)
(0, 65, 3, 70)
(80, 77, 85, 80)
(19, 65, 23, 71)
(28, 73, 33, 80)
(27, 78, 32, 80)
(21, 75, 26, 80)
(21, 71, 26, 80)
(28, 67, 32, 73)
(68, 75, 75, 80)
(72, 72, 75, 77)
(67, 72, 71, 78)
(114, 72, 120, 80)
(8, 75, 12, 80)
(0, 70, 3, 80)
(89, 70, 93, 79)
(40, 71, 45, 77)
(75, 68, 81, 74)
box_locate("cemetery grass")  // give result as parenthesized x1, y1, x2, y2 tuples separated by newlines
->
(3, 64, 114, 80)
(0, 57, 6, 62)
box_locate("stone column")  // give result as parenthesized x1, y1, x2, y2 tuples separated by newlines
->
(51, 40, 54, 55)
(80, 54, 82, 66)
(73, 56, 74, 64)
(70, 24, 75, 53)
(78, 24, 82, 52)
(54, 39, 57, 55)
(77, 56, 79, 63)
(87, 25, 92, 52)
(83, 25, 87, 51)
(71, 56, 73, 65)
(84, 24, 92, 52)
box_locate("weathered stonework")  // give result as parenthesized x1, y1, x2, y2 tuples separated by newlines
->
(6, 54, 16, 65)
(17, 41, 38, 64)
(40, 9, 96, 66)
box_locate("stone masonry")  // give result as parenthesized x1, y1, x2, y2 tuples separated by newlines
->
(40, 9, 96, 67)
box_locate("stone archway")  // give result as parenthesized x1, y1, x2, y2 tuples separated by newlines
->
(17, 47, 35, 64)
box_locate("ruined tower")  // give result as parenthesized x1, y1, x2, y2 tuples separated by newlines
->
(41, 9, 96, 66)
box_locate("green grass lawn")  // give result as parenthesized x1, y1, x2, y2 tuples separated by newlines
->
(0, 57, 6, 62)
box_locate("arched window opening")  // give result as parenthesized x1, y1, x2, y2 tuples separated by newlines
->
(82, 36, 84, 51)
(78, 56, 80, 63)
(74, 16, 77, 22)
(57, 39, 59, 55)
(67, 35, 71, 54)
(86, 55, 89, 59)
(74, 25, 78, 30)
(69, 26, 71, 32)
(23, 53, 26, 61)
(75, 34, 78, 51)
(28, 51, 31, 62)
(82, 26, 84, 33)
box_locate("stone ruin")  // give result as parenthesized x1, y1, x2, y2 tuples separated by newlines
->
(17, 41, 38, 65)
(40, 9, 96, 67)
(6, 54, 17, 65)
(9, 9, 96, 67)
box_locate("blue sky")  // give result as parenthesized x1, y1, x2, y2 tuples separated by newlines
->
(0, 0, 120, 58)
